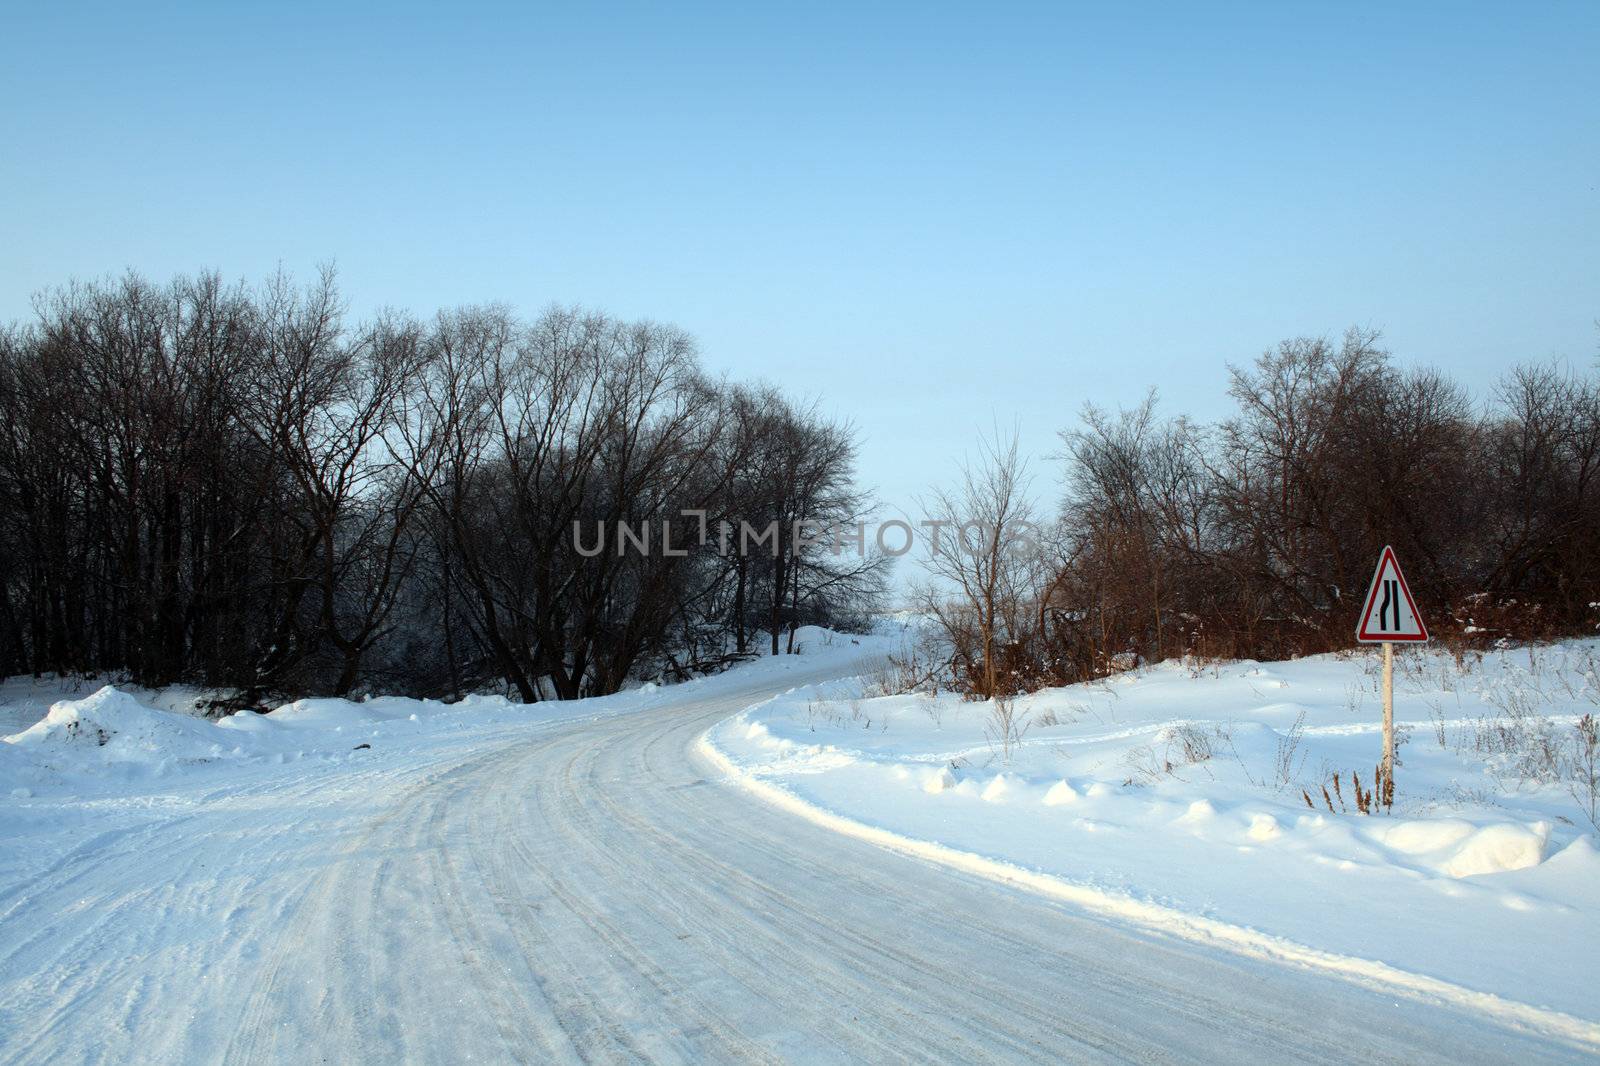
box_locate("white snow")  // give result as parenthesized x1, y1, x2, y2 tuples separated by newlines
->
(703, 639, 1600, 1031)
(3, 627, 928, 1056)
(0, 627, 917, 1063)
(4, 628, 1598, 1059)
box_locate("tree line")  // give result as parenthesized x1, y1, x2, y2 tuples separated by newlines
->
(6, 272, 1590, 707)
(922, 328, 1600, 698)
(0, 270, 886, 705)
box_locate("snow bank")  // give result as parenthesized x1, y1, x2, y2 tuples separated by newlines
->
(0, 684, 555, 795)
(7, 687, 241, 771)
(703, 639, 1600, 1028)
(0, 623, 898, 798)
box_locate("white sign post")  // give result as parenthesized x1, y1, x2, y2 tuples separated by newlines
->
(1355, 546, 1429, 804)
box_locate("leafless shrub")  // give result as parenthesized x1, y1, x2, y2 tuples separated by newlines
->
(1568, 713, 1599, 831)
(984, 693, 1031, 763)
(1465, 648, 1600, 829)
(1424, 698, 1449, 748)
(1124, 743, 1164, 785)
(1168, 723, 1213, 765)
(1273, 710, 1308, 790)
(859, 657, 900, 698)
(862, 634, 944, 698)
(1474, 679, 1566, 790)
(1126, 723, 1214, 784)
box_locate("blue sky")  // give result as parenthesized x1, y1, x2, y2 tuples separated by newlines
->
(2, 1, 1596, 523)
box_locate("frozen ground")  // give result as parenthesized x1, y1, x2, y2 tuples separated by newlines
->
(705, 639, 1600, 1042)
(1, 630, 1596, 1063)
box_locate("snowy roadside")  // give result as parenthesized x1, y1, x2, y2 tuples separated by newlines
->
(701, 640, 1600, 1040)
(0, 627, 893, 901)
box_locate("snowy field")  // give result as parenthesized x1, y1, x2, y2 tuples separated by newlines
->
(704, 639, 1600, 1036)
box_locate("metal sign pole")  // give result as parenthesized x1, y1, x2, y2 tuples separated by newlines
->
(1382, 640, 1394, 795)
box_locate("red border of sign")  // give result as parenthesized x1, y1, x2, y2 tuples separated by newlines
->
(1356, 545, 1429, 643)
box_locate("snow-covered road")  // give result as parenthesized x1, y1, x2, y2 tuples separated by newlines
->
(0, 662, 1588, 1064)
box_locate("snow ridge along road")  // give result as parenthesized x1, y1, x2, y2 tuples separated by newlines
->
(0, 657, 1591, 1064)
(699, 727, 1600, 1055)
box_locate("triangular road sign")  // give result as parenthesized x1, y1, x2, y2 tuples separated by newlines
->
(1356, 545, 1428, 643)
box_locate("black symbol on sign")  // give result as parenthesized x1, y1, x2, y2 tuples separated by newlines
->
(1378, 578, 1399, 630)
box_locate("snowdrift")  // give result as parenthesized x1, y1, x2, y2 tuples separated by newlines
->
(0, 684, 522, 795)
(9, 687, 237, 764)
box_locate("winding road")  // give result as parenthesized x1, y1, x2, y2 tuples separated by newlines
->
(0, 660, 1586, 1064)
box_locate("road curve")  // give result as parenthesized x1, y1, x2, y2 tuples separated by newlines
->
(1, 662, 1586, 1064)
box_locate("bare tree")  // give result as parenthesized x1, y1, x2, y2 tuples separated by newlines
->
(917, 426, 1043, 701)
